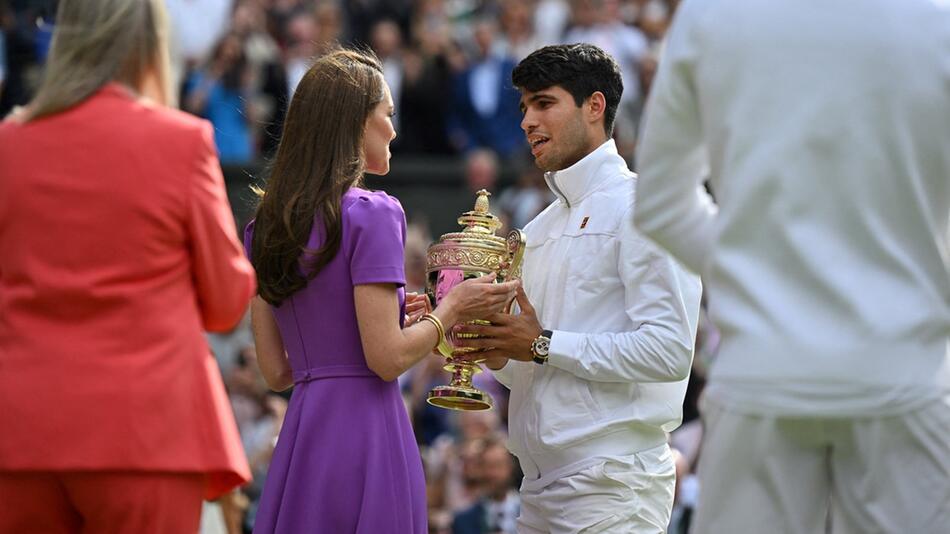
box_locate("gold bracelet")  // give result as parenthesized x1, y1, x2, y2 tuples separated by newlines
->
(420, 314, 453, 356)
(420, 313, 445, 340)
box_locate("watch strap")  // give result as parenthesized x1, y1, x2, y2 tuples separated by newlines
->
(531, 330, 553, 364)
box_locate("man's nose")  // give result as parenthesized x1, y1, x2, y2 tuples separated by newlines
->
(521, 110, 538, 133)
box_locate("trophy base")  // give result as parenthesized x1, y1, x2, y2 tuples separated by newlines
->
(426, 385, 493, 411)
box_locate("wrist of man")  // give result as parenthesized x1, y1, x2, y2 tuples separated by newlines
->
(529, 329, 553, 365)
(484, 356, 509, 370)
(543, 330, 585, 373)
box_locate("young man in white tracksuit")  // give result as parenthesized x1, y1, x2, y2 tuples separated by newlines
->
(634, 1, 950, 532)
(455, 43, 702, 533)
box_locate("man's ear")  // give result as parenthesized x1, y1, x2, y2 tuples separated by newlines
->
(586, 91, 607, 125)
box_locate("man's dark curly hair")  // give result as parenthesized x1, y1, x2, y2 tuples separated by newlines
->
(512, 43, 623, 136)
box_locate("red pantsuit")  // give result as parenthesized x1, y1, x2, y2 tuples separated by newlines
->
(0, 84, 256, 529)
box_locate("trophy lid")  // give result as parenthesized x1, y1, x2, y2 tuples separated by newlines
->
(425, 189, 508, 275)
(457, 190, 502, 235)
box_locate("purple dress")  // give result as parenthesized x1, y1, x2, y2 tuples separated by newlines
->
(245, 188, 427, 533)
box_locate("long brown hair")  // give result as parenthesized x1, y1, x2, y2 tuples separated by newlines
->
(25, 0, 172, 121)
(251, 49, 384, 306)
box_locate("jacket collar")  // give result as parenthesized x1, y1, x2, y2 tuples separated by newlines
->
(99, 82, 138, 100)
(544, 139, 624, 208)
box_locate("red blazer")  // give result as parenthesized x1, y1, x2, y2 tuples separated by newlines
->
(0, 84, 255, 499)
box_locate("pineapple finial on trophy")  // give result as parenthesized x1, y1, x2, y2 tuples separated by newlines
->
(458, 189, 501, 235)
(474, 189, 491, 213)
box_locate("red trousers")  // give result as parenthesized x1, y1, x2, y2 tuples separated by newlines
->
(0, 471, 204, 533)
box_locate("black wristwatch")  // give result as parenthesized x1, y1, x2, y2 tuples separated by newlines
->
(530, 330, 553, 365)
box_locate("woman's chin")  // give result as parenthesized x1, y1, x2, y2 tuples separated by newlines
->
(365, 164, 390, 176)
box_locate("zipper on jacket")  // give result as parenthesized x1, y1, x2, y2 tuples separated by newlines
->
(545, 171, 570, 208)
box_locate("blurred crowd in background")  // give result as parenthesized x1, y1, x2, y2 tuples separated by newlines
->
(1, 0, 673, 164)
(0, 1, 716, 533)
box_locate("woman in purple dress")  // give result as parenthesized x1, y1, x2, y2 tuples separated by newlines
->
(245, 49, 518, 533)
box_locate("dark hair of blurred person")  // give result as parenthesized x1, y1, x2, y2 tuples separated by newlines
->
(183, 32, 255, 164)
(0, 0, 256, 531)
(451, 435, 520, 534)
(479, 437, 516, 502)
(244, 47, 518, 533)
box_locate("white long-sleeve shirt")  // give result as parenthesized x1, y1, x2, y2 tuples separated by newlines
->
(635, 0, 950, 416)
(494, 140, 701, 484)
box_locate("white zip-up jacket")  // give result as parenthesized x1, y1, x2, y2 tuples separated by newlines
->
(494, 140, 701, 483)
(634, 0, 950, 416)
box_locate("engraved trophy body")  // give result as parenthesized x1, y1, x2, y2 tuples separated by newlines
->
(425, 190, 526, 411)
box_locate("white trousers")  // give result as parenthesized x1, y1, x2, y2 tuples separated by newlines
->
(516, 444, 676, 534)
(694, 395, 950, 534)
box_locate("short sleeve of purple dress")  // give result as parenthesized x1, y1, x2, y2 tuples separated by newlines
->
(245, 187, 426, 534)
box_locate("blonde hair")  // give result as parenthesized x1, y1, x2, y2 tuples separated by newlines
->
(25, 0, 172, 121)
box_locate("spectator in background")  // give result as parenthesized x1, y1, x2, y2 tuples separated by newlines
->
(269, 0, 307, 23)
(404, 220, 432, 293)
(413, 0, 452, 39)
(635, 1, 950, 532)
(668, 296, 715, 474)
(207, 313, 254, 379)
(283, 9, 317, 97)
(627, 0, 672, 44)
(395, 14, 456, 154)
(166, 0, 235, 81)
(343, 0, 412, 47)
(398, 219, 445, 438)
(667, 448, 693, 534)
(449, 17, 524, 159)
(184, 33, 256, 164)
(534, 0, 571, 46)
(497, 0, 544, 61)
(452, 436, 520, 534)
(426, 411, 505, 517)
(313, 1, 343, 53)
(564, 0, 649, 157)
(225, 346, 287, 532)
(0, 0, 51, 116)
(464, 148, 499, 194)
(227, 347, 285, 461)
(370, 19, 405, 132)
(0, 17, 6, 97)
(496, 157, 555, 230)
(626, 50, 658, 168)
(230, 0, 288, 158)
(0, 1, 255, 531)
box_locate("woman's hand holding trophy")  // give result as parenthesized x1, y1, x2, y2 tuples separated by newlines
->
(432, 272, 519, 324)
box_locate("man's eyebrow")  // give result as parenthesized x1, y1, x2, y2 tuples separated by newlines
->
(528, 93, 554, 103)
(520, 93, 555, 111)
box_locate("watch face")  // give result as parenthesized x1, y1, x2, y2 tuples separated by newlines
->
(533, 337, 550, 356)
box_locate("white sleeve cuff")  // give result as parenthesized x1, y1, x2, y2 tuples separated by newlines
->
(546, 330, 584, 373)
(489, 361, 514, 389)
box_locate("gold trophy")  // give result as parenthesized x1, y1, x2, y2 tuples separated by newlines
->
(425, 190, 526, 411)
